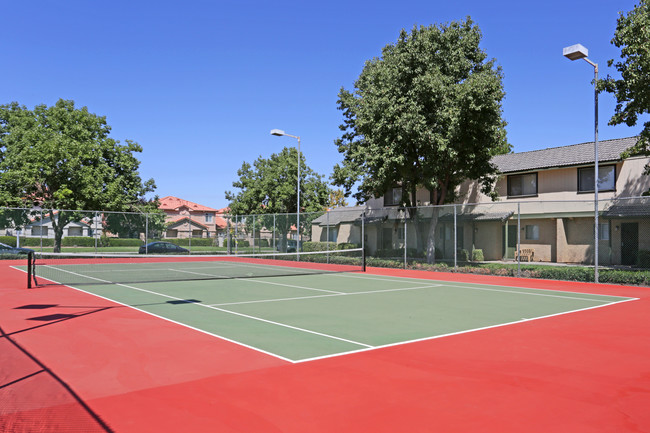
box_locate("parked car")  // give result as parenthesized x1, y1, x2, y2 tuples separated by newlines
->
(276, 240, 303, 253)
(0, 242, 34, 256)
(139, 242, 189, 254)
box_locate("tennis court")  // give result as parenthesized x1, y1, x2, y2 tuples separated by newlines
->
(22, 252, 635, 362)
(2, 253, 650, 433)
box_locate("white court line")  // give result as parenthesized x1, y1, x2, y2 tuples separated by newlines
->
(295, 296, 638, 363)
(333, 272, 637, 303)
(172, 268, 344, 294)
(40, 265, 373, 351)
(35, 268, 296, 362)
(210, 284, 442, 307)
(34, 265, 639, 364)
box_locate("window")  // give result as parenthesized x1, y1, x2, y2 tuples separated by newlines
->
(525, 225, 539, 240)
(384, 187, 402, 206)
(31, 226, 48, 236)
(327, 226, 338, 243)
(205, 213, 214, 223)
(507, 173, 537, 197)
(68, 227, 83, 237)
(578, 165, 616, 192)
(598, 222, 610, 241)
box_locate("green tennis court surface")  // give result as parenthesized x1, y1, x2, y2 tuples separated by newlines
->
(29, 262, 634, 362)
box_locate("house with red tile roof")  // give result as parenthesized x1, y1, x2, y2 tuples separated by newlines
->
(158, 196, 227, 239)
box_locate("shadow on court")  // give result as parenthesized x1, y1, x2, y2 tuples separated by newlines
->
(0, 323, 115, 433)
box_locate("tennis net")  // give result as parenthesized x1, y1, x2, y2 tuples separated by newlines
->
(27, 248, 365, 287)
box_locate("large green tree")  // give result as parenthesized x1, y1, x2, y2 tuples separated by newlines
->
(225, 147, 331, 251)
(103, 198, 167, 240)
(0, 99, 156, 251)
(600, 0, 650, 190)
(333, 18, 510, 261)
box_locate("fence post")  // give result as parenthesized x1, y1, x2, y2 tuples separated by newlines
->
(595, 198, 599, 284)
(362, 211, 366, 270)
(297, 211, 301, 261)
(327, 210, 330, 263)
(361, 211, 365, 253)
(517, 202, 521, 278)
(145, 213, 149, 254)
(454, 205, 457, 270)
(404, 208, 408, 269)
(94, 211, 99, 253)
(226, 215, 232, 254)
(39, 209, 43, 252)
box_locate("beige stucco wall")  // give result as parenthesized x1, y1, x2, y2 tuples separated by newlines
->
(311, 223, 362, 246)
(457, 156, 650, 204)
(516, 218, 556, 262)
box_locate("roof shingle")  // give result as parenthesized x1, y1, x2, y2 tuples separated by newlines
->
(492, 137, 638, 173)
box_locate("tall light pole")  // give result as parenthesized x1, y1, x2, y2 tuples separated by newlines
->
(270, 129, 301, 254)
(563, 43, 599, 283)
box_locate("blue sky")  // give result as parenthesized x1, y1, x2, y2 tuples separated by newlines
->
(1, 0, 642, 210)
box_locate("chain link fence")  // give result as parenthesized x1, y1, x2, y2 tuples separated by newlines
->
(2, 198, 648, 283)
(360, 197, 650, 283)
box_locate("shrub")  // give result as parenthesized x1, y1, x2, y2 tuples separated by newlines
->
(472, 249, 484, 262)
(108, 238, 143, 247)
(161, 238, 215, 247)
(22, 237, 55, 247)
(62, 236, 96, 247)
(599, 270, 649, 286)
(376, 248, 420, 259)
(364, 252, 650, 286)
(0, 236, 16, 246)
(303, 241, 336, 252)
(456, 249, 469, 262)
(537, 266, 594, 282)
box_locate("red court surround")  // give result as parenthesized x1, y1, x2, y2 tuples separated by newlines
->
(1, 262, 649, 432)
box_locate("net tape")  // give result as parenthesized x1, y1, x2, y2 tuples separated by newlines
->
(28, 248, 365, 287)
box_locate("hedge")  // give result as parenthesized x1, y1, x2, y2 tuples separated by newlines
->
(62, 236, 97, 247)
(364, 257, 650, 286)
(149, 238, 216, 247)
(0, 236, 54, 247)
(303, 241, 361, 252)
(107, 238, 143, 247)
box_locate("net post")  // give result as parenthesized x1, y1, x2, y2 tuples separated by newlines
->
(27, 251, 33, 289)
(403, 210, 407, 269)
(453, 205, 457, 270)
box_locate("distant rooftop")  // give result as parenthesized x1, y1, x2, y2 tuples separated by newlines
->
(492, 136, 638, 174)
(159, 196, 218, 212)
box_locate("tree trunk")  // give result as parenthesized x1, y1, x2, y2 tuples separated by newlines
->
(426, 207, 440, 264)
(51, 212, 68, 253)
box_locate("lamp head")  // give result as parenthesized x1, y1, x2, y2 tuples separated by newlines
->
(270, 129, 285, 136)
(563, 44, 588, 61)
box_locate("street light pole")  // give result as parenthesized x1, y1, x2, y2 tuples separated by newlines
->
(270, 129, 301, 256)
(563, 43, 599, 283)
